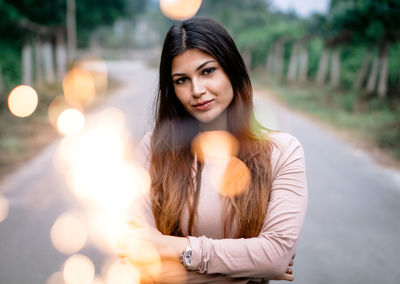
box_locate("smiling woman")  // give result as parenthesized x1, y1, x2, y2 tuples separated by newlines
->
(120, 17, 308, 283)
(171, 49, 233, 127)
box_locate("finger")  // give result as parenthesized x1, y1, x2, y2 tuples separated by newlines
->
(286, 267, 293, 275)
(275, 273, 294, 281)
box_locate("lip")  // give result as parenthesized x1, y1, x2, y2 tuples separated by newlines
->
(193, 99, 214, 111)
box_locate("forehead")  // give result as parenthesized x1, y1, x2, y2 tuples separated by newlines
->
(171, 49, 216, 74)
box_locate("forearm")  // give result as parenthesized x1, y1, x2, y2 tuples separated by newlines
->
(161, 235, 190, 260)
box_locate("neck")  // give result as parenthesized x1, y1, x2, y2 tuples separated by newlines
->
(199, 109, 229, 132)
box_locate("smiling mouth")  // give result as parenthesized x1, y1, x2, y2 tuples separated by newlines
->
(193, 99, 214, 111)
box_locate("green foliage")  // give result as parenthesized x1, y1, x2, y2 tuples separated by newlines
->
(76, 0, 132, 47)
(339, 45, 367, 89)
(388, 42, 400, 93)
(253, 72, 400, 159)
(307, 38, 323, 78)
(328, 0, 400, 43)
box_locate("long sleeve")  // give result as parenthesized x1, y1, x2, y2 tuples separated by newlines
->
(128, 131, 308, 282)
(188, 132, 308, 279)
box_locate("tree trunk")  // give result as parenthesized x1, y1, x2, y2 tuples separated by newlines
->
(67, 0, 77, 60)
(42, 40, 55, 84)
(274, 40, 285, 79)
(56, 29, 67, 81)
(34, 37, 43, 85)
(22, 42, 33, 85)
(298, 45, 308, 83)
(266, 43, 275, 73)
(353, 48, 371, 90)
(287, 43, 299, 83)
(366, 55, 380, 94)
(377, 42, 389, 98)
(330, 47, 340, 89)
(316, 48, 330, 86)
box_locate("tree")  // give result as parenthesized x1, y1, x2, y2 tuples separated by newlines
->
(328, 0, 400, 96)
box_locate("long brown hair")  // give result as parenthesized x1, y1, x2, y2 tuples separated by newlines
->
(150, 17, 273, 238)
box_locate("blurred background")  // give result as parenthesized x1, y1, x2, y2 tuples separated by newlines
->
(0, 0, 400, 283)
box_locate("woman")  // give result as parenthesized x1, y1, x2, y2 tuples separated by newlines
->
(120, 17, 308, 283)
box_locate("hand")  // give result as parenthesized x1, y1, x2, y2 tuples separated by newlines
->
(117, 224, 189, 283)
(272, 253, 295, 281)
(118, 221, 189, 260)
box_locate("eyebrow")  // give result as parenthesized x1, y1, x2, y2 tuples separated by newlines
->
(171, 60, 216, 77)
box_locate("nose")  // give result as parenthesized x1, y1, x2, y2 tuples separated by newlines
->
(192, 78, 206, 98)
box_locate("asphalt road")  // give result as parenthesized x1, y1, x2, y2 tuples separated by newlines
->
(1, 60, 400, 284)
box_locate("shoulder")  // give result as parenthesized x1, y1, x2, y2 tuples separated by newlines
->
(135, 131, 153, 169)
(266, 131, 305, 175)
(268, 131, 303, 154)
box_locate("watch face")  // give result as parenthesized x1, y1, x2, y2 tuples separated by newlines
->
(184, 250, 192, 264)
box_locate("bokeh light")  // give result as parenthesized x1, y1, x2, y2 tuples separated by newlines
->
(191, 131, 239, 162)
(63, 254, 95, 284)
(105, 260, 140, 284)
(62, 67, 96, 108)
(57, 108, 85, 136)
(77, 58, 108, 95)
(48, 96, 72, 127)
(55, 108, 153, 254)
(0, 194, 9, 223)
(7, 85, 38, 117)
(46, 271, 65, 284)
(219, 157, 251, 197)
(86, 210, 129, 254)
(50, 211, 87, 254)
(118, 231, 162, 277)
(92, 276, 105, 284)
(160, 0, 202, 20)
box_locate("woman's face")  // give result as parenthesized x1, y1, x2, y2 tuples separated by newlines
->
(171, 49, 234, 125)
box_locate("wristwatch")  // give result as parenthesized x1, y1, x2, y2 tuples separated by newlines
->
(180, 245, 192, 269)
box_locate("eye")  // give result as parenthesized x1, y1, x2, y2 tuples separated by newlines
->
(202, 67, 216, 75)
(175, 77, 189, 85)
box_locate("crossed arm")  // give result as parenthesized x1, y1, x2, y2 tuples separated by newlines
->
(119, 132, 307, 282)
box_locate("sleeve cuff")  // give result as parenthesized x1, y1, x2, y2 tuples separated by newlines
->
(187, 236, 201, 271)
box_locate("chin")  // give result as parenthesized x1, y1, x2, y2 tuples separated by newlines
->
(196, 116, 216, 124)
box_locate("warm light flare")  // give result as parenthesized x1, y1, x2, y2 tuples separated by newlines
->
(48, 96, 72, 127)
(46, 271, 65, 284)
(87, 211, 129, 254)
(106, 260, 141, 284)
(192, 131, 239, 162)
(77, 58, 108, 95)
(50, 211, 88, 254)
(92, 277, 105, 284)
(58, 108, 149, 210)
(57, 108, 85, 136)
(0, 193, 9, 223)
(219, 157, 251, 197)
(63, 67, 96, 108)
(8, 85, 38, 117)
(63, 254, 95, 284)
(160, 0, 202, 20)
(118, 231, 162, 282)
(55, 108, 155, 265)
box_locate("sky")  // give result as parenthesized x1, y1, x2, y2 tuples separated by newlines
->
(270, 0, 330, 17)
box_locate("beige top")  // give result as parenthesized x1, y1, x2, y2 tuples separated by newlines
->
(130, 131, 308, 283)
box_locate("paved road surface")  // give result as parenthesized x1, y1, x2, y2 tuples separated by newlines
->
(1, 60, 399, 284)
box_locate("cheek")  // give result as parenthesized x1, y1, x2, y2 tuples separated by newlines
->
(174, 88, 190, 106)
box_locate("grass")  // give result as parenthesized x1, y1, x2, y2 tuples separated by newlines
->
(251, 69, 400, 166)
